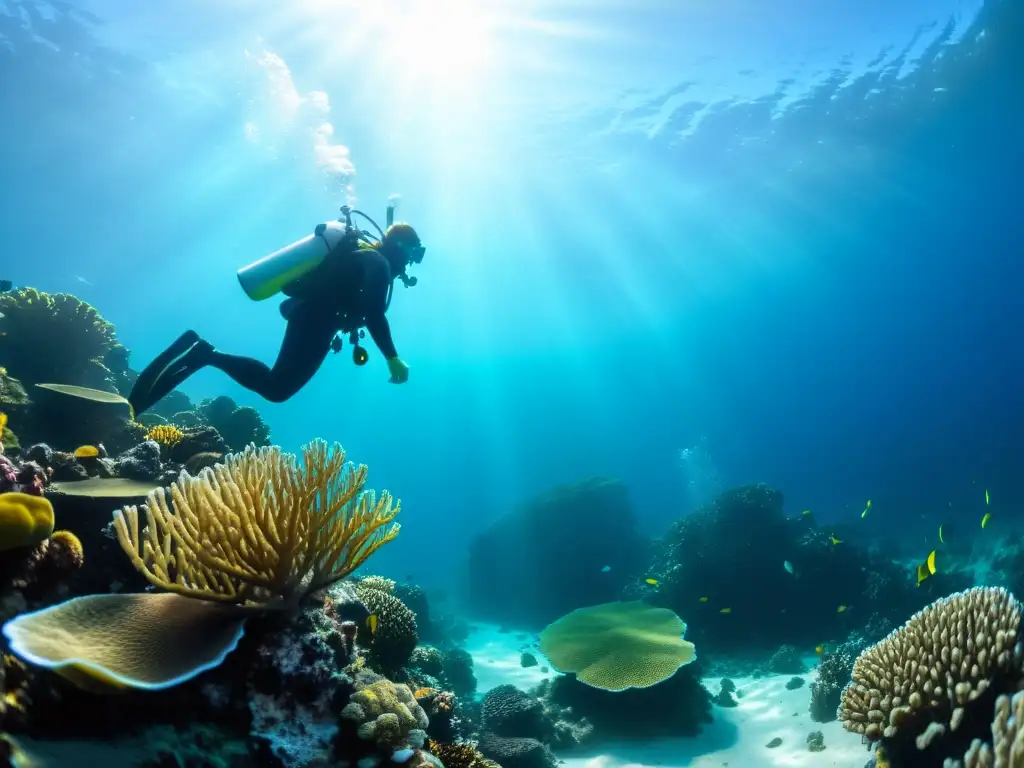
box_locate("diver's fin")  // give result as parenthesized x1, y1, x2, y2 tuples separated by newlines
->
(128, 330, 201, 416)
(134, 340, 214, 415)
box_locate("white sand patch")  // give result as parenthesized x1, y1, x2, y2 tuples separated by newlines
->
(464, 621, 872, 767)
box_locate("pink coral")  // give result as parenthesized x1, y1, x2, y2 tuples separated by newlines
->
(0, 456, 45, 495)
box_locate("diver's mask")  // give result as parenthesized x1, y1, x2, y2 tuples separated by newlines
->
(405, 240, 426, 265)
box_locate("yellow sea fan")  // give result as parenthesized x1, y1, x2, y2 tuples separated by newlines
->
(113, 440, 401, 608)
(145, 424, 184, 446)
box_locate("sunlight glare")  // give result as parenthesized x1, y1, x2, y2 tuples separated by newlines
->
(361, 0, 495, 88)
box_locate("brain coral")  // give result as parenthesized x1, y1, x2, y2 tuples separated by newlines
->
(840, 587, 1023, 742)
(341, 677, 429, 749)
(482, 684, 549, 739)
(356, 581, 418, 672)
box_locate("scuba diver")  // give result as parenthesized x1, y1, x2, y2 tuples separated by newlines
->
(128, 205, 425, 416)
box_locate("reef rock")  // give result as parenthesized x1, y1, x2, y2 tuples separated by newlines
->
(466, 477, 648, 628)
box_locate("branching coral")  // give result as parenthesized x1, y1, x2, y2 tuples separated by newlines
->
(962, 690, 1024, 766)
(0, 288, 116, 388)
(840, 587, 1023, 742)
(114, 440, 401, 608)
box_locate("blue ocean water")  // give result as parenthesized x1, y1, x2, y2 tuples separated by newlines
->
(0, 0, 1019, 594)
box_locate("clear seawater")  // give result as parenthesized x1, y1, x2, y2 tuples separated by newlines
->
(0, 0, 1019, 595)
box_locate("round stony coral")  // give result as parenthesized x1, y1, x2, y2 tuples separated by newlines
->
(482, 684, 549, 738)
(840, 587, 1024, 742)
(45, 530, 85, 570)
(356, 581, 418, 672)
(342, 677, 429, 749)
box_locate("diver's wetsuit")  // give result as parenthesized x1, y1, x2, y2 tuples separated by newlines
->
(129, 244, 402, 413)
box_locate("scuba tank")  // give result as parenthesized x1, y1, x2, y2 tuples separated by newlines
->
(236, 203, 396, 302)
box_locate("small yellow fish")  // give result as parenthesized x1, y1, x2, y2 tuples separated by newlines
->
(802, 509, 812, 516)
(982, 512, 992, 529)
(815, 644, 825, 655)
(645, 578, 659, 586)
(916, 550, 937, 586)
(837, 605, 848, 613)
(0, 411, 6, 440)
(830, 534, 842, 545)
(985, 489, 990, 506)
(367, 613, 378, 635)
(938, 524, 944, 544)
(699, 596, 709, 603)
(73, 444, 100, 458)
(719, 607, 732, 614)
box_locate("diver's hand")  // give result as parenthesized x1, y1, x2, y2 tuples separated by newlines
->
(387, 356, 410, 384)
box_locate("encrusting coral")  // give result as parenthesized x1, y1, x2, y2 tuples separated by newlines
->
(840, 587, 1023, 743)
(539, 600, 696, 691)
(1, 439, 402, 690)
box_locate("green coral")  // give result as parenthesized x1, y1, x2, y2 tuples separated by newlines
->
(0, 288, 116, 388)
(341, 676, 429, 749)
(356, 580, 418, 673)
(539, 600, 696, 692)
(0, 371, 29, 407)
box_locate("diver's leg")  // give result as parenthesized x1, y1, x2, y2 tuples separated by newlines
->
(206, 306, 337, 403)
(127, 330, 201, 415)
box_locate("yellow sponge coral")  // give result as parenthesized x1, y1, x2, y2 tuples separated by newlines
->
(0, 493, 55, 551)
(539, 600, 696, 692)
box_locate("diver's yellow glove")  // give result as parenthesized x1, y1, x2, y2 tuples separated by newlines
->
(387, 356, 410, 384)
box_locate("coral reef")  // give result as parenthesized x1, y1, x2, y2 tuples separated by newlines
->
(441, 647, 477, 698)
(536, 663, 712, 742)
(0, 288, 116, 390)
(199, 396, 271, 452)
(3, 440, 401, 690)
(645, 484, 934, 655)
(466, 477, 648, 628)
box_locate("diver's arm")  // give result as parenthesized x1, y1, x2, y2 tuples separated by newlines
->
(362, 253, 399, 360)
